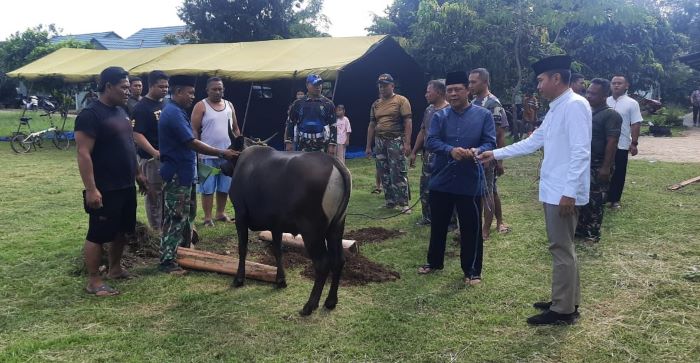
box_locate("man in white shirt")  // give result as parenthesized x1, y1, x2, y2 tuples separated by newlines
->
(606, 75, 643, 209)
(479, 55, 591, 325)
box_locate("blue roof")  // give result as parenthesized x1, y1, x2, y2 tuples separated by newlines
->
(91, 38, 144, 50)
(51, 32, 121, 44)
(126, 25, 188, 48)
(49, 26, 188, 49)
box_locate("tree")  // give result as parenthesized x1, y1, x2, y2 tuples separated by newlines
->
(366, 0, 423, 38)
(0, 24, 92, 104)
(177, 0, 329, 43)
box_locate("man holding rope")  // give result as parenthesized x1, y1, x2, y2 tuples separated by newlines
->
(478, 55, 591, 325)
(417, 71, 496, 287)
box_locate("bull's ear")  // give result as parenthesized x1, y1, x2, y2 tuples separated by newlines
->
(233, 135, 245, 151)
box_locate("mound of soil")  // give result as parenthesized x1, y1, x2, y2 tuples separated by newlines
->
(301, 253, 400, 286)
(344, 227, 404, 244)
(71, 222, 160, 275)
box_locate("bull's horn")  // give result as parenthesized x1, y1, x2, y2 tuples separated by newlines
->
(261, 132, 278, 145)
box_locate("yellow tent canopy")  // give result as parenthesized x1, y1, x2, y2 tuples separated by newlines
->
(7, 35, 391, 83)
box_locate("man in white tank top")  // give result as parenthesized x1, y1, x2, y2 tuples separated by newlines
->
(191, 77, 241, 226)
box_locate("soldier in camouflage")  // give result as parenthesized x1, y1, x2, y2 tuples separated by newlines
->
(158, 75, 238, 274)
(469, 68, 510, 240)
(411, 80, 449, 224)
(285, 74, 337, 154)
(365, 74, 413, 212)
(576, 78, 621, 242)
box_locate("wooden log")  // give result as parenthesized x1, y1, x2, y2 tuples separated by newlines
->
(258, 231, 358, 254)
(176, 247, 277, 283)
(668, 175, 700, 191)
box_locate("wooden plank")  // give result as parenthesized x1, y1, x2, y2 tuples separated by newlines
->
(176, 247, 277, 283)
(258, 231, 358, 254)
(668, 175, 700, 191)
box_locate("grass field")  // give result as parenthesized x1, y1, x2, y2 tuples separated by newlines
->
(0, 110, 699, 362)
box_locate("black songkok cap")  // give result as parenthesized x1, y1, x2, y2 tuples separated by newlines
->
(169, 75, 197, 87)
(531, 55, 572, 76)
(97, 66, 129, 92)
(445, 71, 468, 86)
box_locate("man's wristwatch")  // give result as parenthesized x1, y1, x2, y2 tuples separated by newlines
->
(631, 141, 639, 146)
(218, 150, 225, 158)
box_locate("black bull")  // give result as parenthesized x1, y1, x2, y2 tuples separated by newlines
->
(221, 138, 352, 316)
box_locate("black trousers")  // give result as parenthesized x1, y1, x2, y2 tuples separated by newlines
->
(608, 148, 629, 204)
(427, 190, 483, 277)
(693, 106, 699, 125)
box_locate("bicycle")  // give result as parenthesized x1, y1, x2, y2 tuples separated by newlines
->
(10, 100, 70, 153)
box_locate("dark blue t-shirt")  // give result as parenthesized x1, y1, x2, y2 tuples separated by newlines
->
(74, 101, 137, 192)
(159, 102, 196, 186)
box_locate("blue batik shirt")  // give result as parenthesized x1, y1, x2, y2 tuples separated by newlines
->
(426, 104, 496, 196)
(159, 102, 197, 186)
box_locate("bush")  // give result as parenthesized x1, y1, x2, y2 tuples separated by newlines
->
(648, 104, 687, 127)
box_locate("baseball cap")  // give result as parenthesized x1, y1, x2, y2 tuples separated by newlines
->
(306, 74, 323, 85)
(377, 73, 395, 84)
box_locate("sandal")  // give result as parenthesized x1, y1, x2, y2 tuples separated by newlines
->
(498, 224, 511, 233)
(85, 284, 120, 297)
(371, 188, 382, 194)
(468, 276, 482, 286)
(417, 264, 441, 274)
(202, 220, 215, 227)
(215, 215, 234, 223)
(106, 270, 133, 280)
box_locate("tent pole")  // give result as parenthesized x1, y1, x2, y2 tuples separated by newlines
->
(331, 71, 341, 101)
(241, 82, 254, 134)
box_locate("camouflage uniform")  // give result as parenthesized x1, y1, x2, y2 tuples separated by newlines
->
(375, 136, 409, 207)
(576, 164, 612, 241)
(285, 96, 337, 152)
(160, 178, 197, 264)
(419, 150, 434, 220)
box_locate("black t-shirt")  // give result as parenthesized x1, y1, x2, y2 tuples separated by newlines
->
(74, 101, 137, 192)
(132, 97, 164, 159)
(591, 106, 622, 166)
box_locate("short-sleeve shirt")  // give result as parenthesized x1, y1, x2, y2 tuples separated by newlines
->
(473, 94, 507, 128)
(287, 96, 337, 144)
(336, 116, 352, 145)
(606, 94, 643, 150)
(127, 97, 140, 116)
(691, 90, 700, 106)
(74, 101, 137, 192)
(590, 106, 622, 166)
(370, 94, 412, 138)
(132, 97, 164, 159)
(158, 102, 196, 186)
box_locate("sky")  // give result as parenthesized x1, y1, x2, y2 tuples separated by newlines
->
(0, 0, 393, 41)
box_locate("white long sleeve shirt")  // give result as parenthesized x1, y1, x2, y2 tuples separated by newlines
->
(493, 89, 592, 206)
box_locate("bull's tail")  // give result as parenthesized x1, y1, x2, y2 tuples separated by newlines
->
(328, 156, 352, 228)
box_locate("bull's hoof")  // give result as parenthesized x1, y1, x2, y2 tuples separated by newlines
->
(232, 278, 245, 288)
(275, 279, 287, 289)
(324, 298, 337, 310)
(299, 303, 318, 316)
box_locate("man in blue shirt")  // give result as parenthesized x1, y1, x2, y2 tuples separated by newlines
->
(158, 75, 238, 274)
(417, 71, 496, 286)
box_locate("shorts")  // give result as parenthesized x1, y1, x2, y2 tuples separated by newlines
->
(484, 163, 498, 195)
(197, 158, 232, 195)
(83, 187, 137, 244)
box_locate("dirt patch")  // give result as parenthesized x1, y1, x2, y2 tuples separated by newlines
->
(300, 253, 400, 286)
(71, 222, 160, 275)
(344, 227, 404, 245)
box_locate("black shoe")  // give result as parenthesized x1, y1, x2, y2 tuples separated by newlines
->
(532, 301, 579, 313)
(527, 310, 579, 326)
